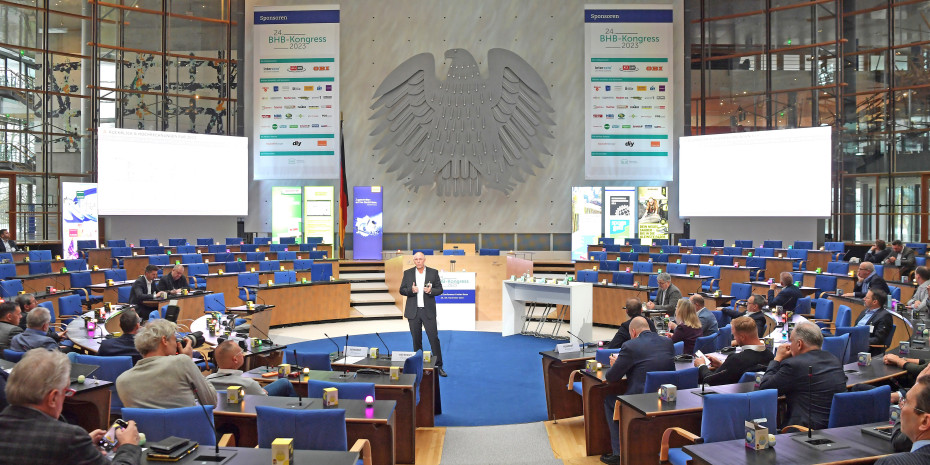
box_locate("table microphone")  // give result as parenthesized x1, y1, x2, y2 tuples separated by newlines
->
(567, 330, 593, 352)
(189, 383, 236, 463)
(291, 349, 301, 372)
(375, 332, 391, 358)
(323, 333, 342, 357)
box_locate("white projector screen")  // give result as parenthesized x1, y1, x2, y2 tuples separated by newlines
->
(679, 127, 831, 217)
(97, 128, 248, 215)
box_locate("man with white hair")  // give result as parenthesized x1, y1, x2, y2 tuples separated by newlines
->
(759, 320, 847, 428)
(645, 272, 681, 313)
(116, 319, 216, 408)
(399, 251, 446, 377)
(855, 261, 891, 298)
(0, 349, 141, 464)
(10, 307, 59, 352)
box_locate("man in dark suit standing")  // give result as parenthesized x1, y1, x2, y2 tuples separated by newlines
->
(399, 252, 446, 377)
(759, 320, 847, 429)
(857, 289, 895, 356)
(129, 265, 166, 320)
(0, 348, 142, 464)
(98, 309, 143, 365)
(0, 228, 18, 252)
(885, 240, 918, 279)
(605, 297, 655, 349)
(855, 261, 891, 298)
(601, 317, 675, 464)
(876, 373, 930, 465)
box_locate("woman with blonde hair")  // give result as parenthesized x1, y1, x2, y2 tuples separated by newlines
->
(668, 298, 703, 354)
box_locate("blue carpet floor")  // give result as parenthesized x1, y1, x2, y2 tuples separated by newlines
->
(282, 330, 561, 427)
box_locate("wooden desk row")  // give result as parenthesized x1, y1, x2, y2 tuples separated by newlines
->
(84, 243, 335, 270)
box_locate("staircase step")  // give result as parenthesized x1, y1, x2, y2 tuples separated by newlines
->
(350, 282, 389, 292)
(350, 292, 395, 305)
(352, 305, 403, 317)
(340, 272, 386, 280)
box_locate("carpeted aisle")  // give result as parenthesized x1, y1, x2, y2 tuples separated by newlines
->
(281, 330, 561, 427)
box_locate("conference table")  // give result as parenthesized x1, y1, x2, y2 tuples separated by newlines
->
(140, 448, 357, 465)
(539, 348, 595, 420)
(502, 280, 593, 342)
(242, 280, 351, 325)
(211, 394, 396, 465)
(682, 422, 894, 465)
(242, 367, 417, 464)
(143, 291, 210, 326)
(592, 284, 653, 327)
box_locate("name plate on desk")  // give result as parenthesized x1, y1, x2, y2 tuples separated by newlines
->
(391, 351, 416, 362)
(345, 346, 368, 358)
(555, 342, 581, 354)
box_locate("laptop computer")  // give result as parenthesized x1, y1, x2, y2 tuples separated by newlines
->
(70, 362, 99, 383)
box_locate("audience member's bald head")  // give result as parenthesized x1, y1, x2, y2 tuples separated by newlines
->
(859, 261, 874, 273)
(629, 316, 651, 334)
(214, 340, 244, 369)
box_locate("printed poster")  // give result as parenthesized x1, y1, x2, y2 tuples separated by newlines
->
(62, 182, 98, 259)
(303, 186, 335, 245)
(605, 187, 636, 242)
(271, 187, 302, 240)
(637, 186, 669, 245)
(571, 187, 603, 260)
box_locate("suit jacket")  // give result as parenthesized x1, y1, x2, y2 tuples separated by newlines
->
(885, 247, 917, 276)
(855, 272, 891, 298)
(0, 321, 23, 351)
(0, 239, 16, 252)
(768, 284, 802, 312)
(698, 346, 774, 386)
(10, 328, 58, 352)
(605, 315, 656, 349)
(906, 280, 929, 314)
(875, 444, 930, 465)
(0, 405, 142, 465)
(865, 248, 891, 264)
(860, 307, 894, 355)
(97, 333, 142, 365)
(157, 274, 189, 292)
(399, 266, 443, 319)
(652, 284, 682, 312)
(759, 349, 847, 429)
(605, 331, 675, 395)
(748, 311, 767, 338)
(128, 275, 157, 306)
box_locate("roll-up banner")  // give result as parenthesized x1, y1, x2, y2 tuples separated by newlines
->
(352, 186, 383, 260)
(638, 186, 669, 245)
(571, 187, 603, 260)
(252, 5, 340, 179)
(303, 186, 335, 245)
(271, 187, 303, 240)
(62, 182, 98, 259)
(605, 187, 636, 242)
(435, 271, 476, 330)
(584, 5, 674, 180)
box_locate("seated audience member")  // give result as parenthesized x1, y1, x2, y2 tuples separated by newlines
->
(10, 307, 60, 352)
(668, 298, 703, 355)
(865, 239, 892, 264)
(207, 340, 297, 397)
(129, 265, 166, 320)
(875, 372, 930, 465)
(906, 266, 929, 315)
(885, 240, 918, 279)
(645, 272, 681, 312)
(601, 317, 675, 465)
(857, 289, 894, 356)
(605, 297, 656, 349)
(882, 358, 930, 452)
(855, 261, 891, 298)
(691, 294, 718, 336)
(759, 320, 847, 429)
(694, 316, 774, 385)
(16, 294, 64, 343)
(157, 264, 189, 295)
(768, 271, 802, 312)
(0, 301, 23, 350)
(744, 294, 769, 338)
(97, 309, 143, 365)
(116, 319, 216, 409)
(0, 349, 141, 464)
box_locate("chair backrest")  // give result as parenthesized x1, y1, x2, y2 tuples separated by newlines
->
(723, 247, 742, 256)
(310, 263, 333, 282)
(479, 248, 500, 256)
(661, 245, 680, 254)
(0, 280, 23, 298)
(211, 252, 233, 263)
(111, 246, 132, 258)
(107, 240, 127, 248)
(245, 252, 265, 262)
(38, 301, 56, 324)
(605, 244, 623, 253)
(63, 259, 87, 271)
(701, 389, 778, 444)
(811, 298, 834, 320)
(123, 406, 217, 446)
(835, 326, 869, 364)
(652, 239, 669, 246)
(58, 294, 84, 320)
(0, 263, 16, 279)
(706, 240, 724, 248)
(203, 293, 227, 313)
(169, 238, 188, 247)
(906, 242, 927, 255)
(644, 367, 700, 393)
(147, 255, 168, 266)
(828, 385, 891, 428)
(73, 354, 133, 412)
(813, 275, 838, 294)
(599, 260, 620, 272)
(874, 264, 884, 277)
(226, 238, 243, 245)
(835, 305, 852, 328)
(403, 350, 424, 404)
(225, 261, 244, 273)
(306, 380, 375, 400)
(693, 334, 717, 354)
(710, 310, 728, 329)
(442, 249, 465, 256)
(69, 271, 93, 289)
(787, 249, 808, 260)
(144, 246, 165, 256)
(822, 333, 850, 364)
(699, 264, 720, 279)
(286, 351, 333, 371)
(681, 254, 701, 264)
(666, 263, 687, 275)
(306, 251, 328, 260)
(715, 325, 732, 351)
(762, 240, 782, 248)
(28, 261, 52, 275)
(826, 261, 849, 275)
(632, 262, 652, 273)
(649, 253, 670, 264)
(746, 256, 767, 270)
(3, 349, 24, 362)
(269, 244, 288, 252)
(678, 239, 696, 247)
(138, 239, 158, 247)
(888, 285, 901, 303)
(252, 237, 271, 245)
(176, 246, 197, 254)
(104, 269, 128, 282)
(735, 240, 753, 248)
(117, 286, 132, 304)
(276, 250, 297, 261)
(794, 241, 814, 250)
(738, 372, 757, 383)
(237, 272, 259, 287)
(197, 238, 214, 246)
(729, 283, 752, 301)
(293, 259, 314, 271)
(255, 406, 347, 451)
(207, 244, 226, 254)
(710, 255, 733, 266)
(754, 247, 774, 257)
(624, 238, 641, 245)
(598, 237, 615, 246)
(589, 251, 607, 261)
(278, 236, 297, 245)
(611, 271, 634, 285)
(594, 349, 621, 366)
(795, 296, 812, 315)
(673, 341, 683, 356)
(648, 274, 658, 288)
(620, 252, 639, 262)
(274, 270, 297, 284)
(187, 263, 208, 277)
(412, 248, 433, 255)
(259, 260, 280, 272)
(77, 239, 97, 250)
(28, 250, 52, 261)
(632, 245, 650, 253)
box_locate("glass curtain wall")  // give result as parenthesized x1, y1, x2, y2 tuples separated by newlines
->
(0, 0, 240, 243)
(686, 0, 930, 242)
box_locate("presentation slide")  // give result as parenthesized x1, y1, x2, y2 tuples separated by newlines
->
(679, 127, 831, 217)
(97, 128, 248, 215)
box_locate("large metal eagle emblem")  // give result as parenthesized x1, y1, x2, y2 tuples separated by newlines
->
(370, 48, 555, 196)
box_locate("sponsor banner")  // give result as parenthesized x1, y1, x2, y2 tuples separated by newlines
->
(303, 186, 335, 245)
(605, 187, 636, 241)
(572, 187, 603, 260)
(352, 186, 383, 260)
(62, 183, 98, 259)
(271, 187, 302, 240)
(585, 5, 674, 180)
(637, 186, 669, 245)
(252, 5, 340, 179)
(436, 271, 476, 330)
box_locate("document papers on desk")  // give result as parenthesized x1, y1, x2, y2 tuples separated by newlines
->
(333, 356, 365, 365)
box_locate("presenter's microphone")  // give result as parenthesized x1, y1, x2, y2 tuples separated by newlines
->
(566, 330, 593, 352)
(323, 333, 342, 358)
(375, 332, 391, 358)
(188, 383, 236, 463)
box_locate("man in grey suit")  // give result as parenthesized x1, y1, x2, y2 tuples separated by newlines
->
(645, 272, 681, 313)
(885, 240, 918, 279)
(0, 301, 23, 351)
(906, 266, 929, 316)
(876, 372, 930, 465)
(399, 252, 446, 377)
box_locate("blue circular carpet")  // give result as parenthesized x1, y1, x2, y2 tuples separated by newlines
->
(282, 330, 561, 426)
